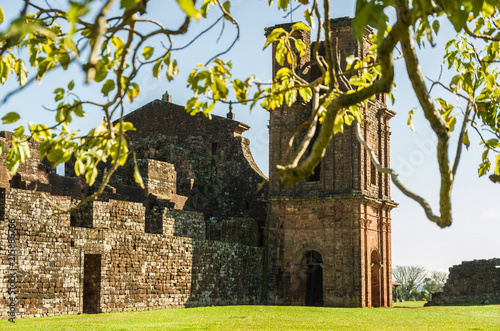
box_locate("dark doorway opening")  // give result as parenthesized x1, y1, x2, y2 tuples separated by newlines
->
(83, 254, 101, 314)
(303, 251, 323, 306)
(371, 250, 381, 307)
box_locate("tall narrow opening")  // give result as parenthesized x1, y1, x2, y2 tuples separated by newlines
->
(371, 161, 377, 185)
(211, 142, 218, 156)
(306, 125, 321, 182)
(371, 250, 381, 307)
(83, 254, 101, 314)
(303, 251, 323, 306)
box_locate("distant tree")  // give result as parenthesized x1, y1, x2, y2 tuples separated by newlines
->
(409, 288, 429, 301)
(423, 270, 448, 296)
(392, 265, 427, 301)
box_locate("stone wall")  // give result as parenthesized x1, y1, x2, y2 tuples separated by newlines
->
(122, 100, 268, 222)
(0, 188, 263, 319)
(206, 217, 261, 246)
(429, 258, 500, 305)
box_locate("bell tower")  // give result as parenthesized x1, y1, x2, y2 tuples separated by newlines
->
(265, 17, 396, 307)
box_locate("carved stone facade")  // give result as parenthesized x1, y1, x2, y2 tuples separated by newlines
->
(265, 18, 396, 307)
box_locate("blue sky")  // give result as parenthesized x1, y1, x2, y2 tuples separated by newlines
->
(1, 1, 498, 273)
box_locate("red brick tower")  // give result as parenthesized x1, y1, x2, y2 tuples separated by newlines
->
(265, 17, 396, 307)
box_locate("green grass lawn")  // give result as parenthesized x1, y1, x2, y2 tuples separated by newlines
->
(392, 300, 426, 308)
(1, 304, 499, 330)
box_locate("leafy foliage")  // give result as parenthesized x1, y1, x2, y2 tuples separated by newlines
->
(0, 0, 228, 208)
(1, 0, 500, 223)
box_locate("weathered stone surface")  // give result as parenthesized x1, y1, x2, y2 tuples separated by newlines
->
(121, 99, 268, 223)
(265, 18, 396, 308)
(0, 93, 267, 319)
(428, 258, 500, 305)
(0, 189, 262, 319)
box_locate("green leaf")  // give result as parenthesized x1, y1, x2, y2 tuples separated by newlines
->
(120, 0, 141, 10)
(277, 0, 290, 10)
(448, 9, 469, 32)
(142, 46, 154, 60)
(291, 22, 310, 31)
(275, 40, 286, 66)
(482, 0, 495, 16)
(54, 87, 65, 102)
(486, 73, 496, 90)
(126, 82, 140, 102)
(304, 8, 314, 29)
(68, 80, 75, 91)
(447, 116, 456, 132)
(463, 130, 470, 149)
(74, 103, 85, 117)
(94, 67, 107, 82)
(85, 167, 98, 186)
(222, 1, 231, 14)
(2, 112, 20, 124)
(176, 0, 201, 20)
(166, 59, 178, 81)
(353, 1, 374, 41)
(102, 79, 115, 96)
(479, 160, 491, 177)
(432, 19, 440, 35)
(0, 6, 4, 25)
(115, 121, 135, 132)
(59, 53, 71, 70)
(13, 125, 24, 138)
(200, 0, 215, 17)
(74, 158, 85, 177)
(153, 59, 163, 78)
(334, 114, 344, 133)
(15, 60, 27, 86)
(263, 28, 286, 49)
(294, 39, 306, 57)
(486, 138, 499, 148)
(134, 159, 145, 189)
(344, 114, 354, 126)
(298, 87, 312, 102)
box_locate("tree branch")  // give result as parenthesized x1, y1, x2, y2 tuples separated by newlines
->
(354, 122, 443, 227)
(396, 1, 453, 227)
(276, 16, 405, 186)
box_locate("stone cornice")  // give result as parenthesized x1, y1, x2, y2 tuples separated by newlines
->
(269, 193, 398, 209)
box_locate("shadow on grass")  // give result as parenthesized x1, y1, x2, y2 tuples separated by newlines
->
(425, 301, 500, 307)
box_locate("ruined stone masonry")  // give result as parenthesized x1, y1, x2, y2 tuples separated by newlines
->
(428, 258, 500, 305)
(0, 17, 396, 319)
(0, 102, 266, 319)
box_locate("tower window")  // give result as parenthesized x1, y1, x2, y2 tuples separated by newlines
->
(306, 124, 321, 182)
(211, 142, 218, 156)
(371, 162, 377, 185)
(307, 164, 321, 182)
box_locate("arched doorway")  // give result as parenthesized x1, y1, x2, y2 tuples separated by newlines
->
(371, 250, 381, 307)
(302, 251, 323, 306)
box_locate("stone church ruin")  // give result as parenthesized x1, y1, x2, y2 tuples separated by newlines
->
(428, 258, 500, 305)
(0, 18, 396, 319)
